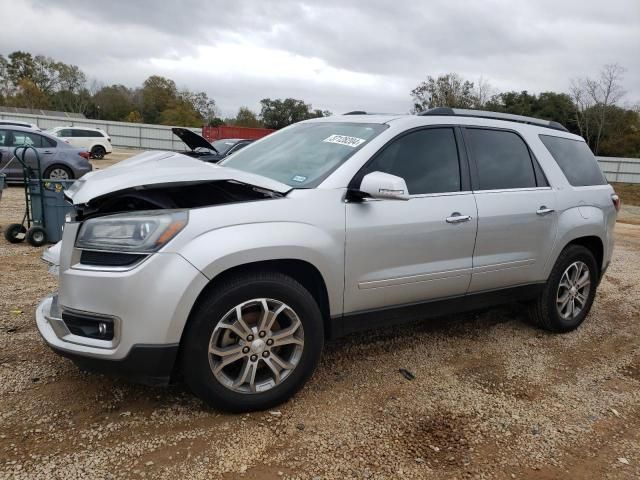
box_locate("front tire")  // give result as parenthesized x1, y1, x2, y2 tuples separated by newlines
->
(528, 245, 598, 332)
(182, 271, 324, 412)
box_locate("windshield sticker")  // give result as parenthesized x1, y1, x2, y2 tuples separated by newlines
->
(323, 134, 366, 148)
(291, 175, 307, 183)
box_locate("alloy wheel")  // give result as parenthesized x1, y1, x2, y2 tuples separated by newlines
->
(556, 261, 591, 320)
(48, 168, 69, 180)
(208, 298, 304, 394)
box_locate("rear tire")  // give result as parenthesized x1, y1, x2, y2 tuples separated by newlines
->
(43, 165, 73, 180)
(4, 223, 26, 243)
(528, 245, 598, 332)
(182, 271, 324, 412)
(91, 145, 106, 159)
(26, 226, 47, 247)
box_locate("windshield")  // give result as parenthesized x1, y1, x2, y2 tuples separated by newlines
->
(211, 139, 239, 155)
(221, 122, 388, 188)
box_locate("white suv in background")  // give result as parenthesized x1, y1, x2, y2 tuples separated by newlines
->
(49, 126, 113, 159)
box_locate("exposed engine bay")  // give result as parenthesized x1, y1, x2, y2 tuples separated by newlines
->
(73, 180, 281, 221)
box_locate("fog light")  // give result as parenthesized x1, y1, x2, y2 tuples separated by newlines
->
(62, 311, 115, 340)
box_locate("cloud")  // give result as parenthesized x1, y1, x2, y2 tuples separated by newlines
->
(2, 0, 639, 116)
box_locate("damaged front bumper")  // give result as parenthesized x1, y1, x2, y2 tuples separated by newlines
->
(36, 294, 178, 386)
(36, 234, 210, 385)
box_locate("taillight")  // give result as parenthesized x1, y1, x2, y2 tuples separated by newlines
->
(611, 193, 621, 212)
(79, 151, 90, 160)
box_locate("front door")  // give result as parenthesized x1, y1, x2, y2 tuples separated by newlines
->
(344, 127, 478, 314)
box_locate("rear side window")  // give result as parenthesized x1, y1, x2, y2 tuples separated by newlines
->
(466, 128, 536, 190)
(539, 135, 606, 186)
(8, 131, 44, 147)
(363, 127, 461, 195)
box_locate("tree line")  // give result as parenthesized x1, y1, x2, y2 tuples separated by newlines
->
(410, 65, 639, 157)
(1, 51, 637, 157)
(0, 51, 330, 130)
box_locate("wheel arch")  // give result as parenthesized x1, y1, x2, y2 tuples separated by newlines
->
(564, 235, 604, 276)
(178, 259, 333, 351)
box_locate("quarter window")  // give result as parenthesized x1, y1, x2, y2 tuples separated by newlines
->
(539, 135, 606, 186)
(363, 128, 461, 195)
(466, 128, 537, 190)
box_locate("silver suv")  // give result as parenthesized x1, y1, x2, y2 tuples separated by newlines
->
(36, 109, 619, 411)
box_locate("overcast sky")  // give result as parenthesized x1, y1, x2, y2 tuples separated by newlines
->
(1, 0, 639, 117)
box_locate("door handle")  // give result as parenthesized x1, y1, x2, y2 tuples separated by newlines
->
(446, 213, 472, 224)
(42, 150, 53, 154)
(536, 206, 555, 215)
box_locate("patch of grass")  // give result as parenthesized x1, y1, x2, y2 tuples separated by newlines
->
(612, 183, 640, 207)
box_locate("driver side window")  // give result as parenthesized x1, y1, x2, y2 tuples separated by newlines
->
(363, 128, 461, 195)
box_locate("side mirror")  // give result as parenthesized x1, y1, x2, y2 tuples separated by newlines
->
(358, 171, 410, 200)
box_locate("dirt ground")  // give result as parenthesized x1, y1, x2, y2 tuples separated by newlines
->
(1, 150, 640, 479)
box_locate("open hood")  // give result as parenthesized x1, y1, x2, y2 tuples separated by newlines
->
(172, 127, 217, 152)
(65, 150, 291, 205)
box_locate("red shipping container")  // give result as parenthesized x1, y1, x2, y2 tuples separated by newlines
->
(202, 125, 275, 142)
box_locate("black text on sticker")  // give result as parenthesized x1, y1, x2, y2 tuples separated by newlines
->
(323, 134, 366, 148)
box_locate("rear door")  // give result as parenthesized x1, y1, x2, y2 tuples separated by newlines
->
(463, 127, 557, 292)
(74, 129, 91, 149)
(344, 126, 478, 313)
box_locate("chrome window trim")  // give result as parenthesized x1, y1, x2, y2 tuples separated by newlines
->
(360, 190, 474, 202)
(472, 187, 552, 194)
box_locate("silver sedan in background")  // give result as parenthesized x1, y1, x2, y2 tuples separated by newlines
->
(0, 125, 92, 182)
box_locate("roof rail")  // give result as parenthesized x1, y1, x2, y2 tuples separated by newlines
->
(342, 111, 406, 116)
(417, 107, 569, 132)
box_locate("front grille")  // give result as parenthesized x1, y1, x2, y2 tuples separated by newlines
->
(80, 250, 147, 267)
(62, 311, 115, 340)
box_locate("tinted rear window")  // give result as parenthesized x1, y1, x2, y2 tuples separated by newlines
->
(539, 135, 606, 186)
(465, 128, 537, 190)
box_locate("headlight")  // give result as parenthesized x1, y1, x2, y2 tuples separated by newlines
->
(76, 210, 188, 252)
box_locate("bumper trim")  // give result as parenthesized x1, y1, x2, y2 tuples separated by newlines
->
(49, 343, 180, 386)
(41, 294, 121, 349)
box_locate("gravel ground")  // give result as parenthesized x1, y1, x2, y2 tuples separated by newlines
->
(1, 152, 640, 479)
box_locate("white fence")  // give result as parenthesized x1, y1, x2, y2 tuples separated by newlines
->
(0, 111, 198, 151)
(597, 157, 640, 184)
